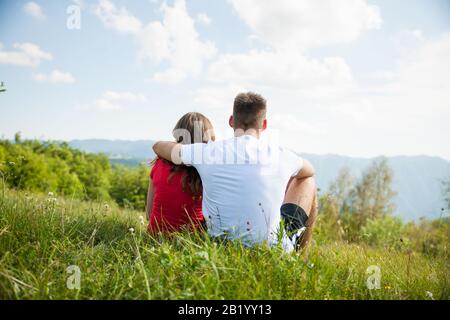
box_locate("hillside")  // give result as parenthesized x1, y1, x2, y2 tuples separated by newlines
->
(0, 189, 447, 299)
(69, 139, 450, 221)
(0, 139, 150, 211)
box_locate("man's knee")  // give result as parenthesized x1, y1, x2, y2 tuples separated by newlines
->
(284, 176, 316, 206)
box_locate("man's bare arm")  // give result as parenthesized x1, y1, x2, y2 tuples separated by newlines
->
(152, 141, 183, 164)
(294, 159, 315, 179)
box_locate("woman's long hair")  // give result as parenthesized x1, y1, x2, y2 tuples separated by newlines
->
(154, 112, 215, 195)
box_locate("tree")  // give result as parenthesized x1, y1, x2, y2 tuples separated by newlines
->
(443, 180, 450, 211)
(329, 167, 353, 212)
(14, 132, 21, 144)
(350, 158, 397, 230)
(0, 137, 150, 211)
(317, 167, 354, 241)
(109, 164, 149, 210)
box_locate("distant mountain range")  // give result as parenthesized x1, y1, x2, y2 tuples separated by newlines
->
(69, 139, 450, 221)
(70, 139, 156, 160)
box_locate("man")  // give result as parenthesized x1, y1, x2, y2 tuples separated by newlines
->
(153, 92, 317, 252)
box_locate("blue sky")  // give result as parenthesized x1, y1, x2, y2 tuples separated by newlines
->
(0, 0, 449, 159)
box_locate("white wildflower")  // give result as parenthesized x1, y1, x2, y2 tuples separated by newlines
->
(47, 197, 57, 204)
(425, 291, 434, 300)
(46, 192, 57, 203)
(139, 215, 145, 225)
(129, 227, 135, 234)
(196, 251, 209, 261)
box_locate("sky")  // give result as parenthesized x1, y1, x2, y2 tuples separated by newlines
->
(0, 0, 449, 160)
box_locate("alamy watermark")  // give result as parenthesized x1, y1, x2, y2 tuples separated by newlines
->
(66, 4, 81, 30)
(66, 265, 81, 290)
(366, 265, 381, 290)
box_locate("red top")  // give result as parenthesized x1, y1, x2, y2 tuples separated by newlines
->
(148, 159, 204, 233)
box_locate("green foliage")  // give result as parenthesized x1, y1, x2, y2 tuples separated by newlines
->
(0, 138, 149, 210)
(349, 158, 397, 231)
(443, 180, 450, 210)
(110, 164, 149, 210)
(361, 215, 406, 249)
(404, 218, 449, 257)
(313, 195, 345, 243)
(318, 159, 448, 260)
(14, 132, 21, 144)
(321, 159, 397, 242)
(0, 189, 447, 300)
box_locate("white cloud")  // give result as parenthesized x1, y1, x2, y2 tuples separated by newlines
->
(270, 113, 330, 153)
(137, 21, 170, 65)
(196, 18, 450, 160)
(94, 91, 147, 110)
(152, 68, 187, 84)
(102, 91, 147, 101)
(279, 32, 450, 158)
(392, 29, 426, 57)
(368, 70, 397, 82)
(197, 13, 212, 26)
(371, 32, 450, 118)
(207, 50, 354, 98)
(94, 0, 215, 84)
(94, 0, 142, 34)
(138, 0, 217, 84)
(229, 0, 382, 52)
(186, 0, 387, 157)
(33, 70, 76, 84)
(194, 85, 248, 110)
(0, 42, 52, 67)
(195, 0, 382, 105)
(24, 2, 45, 20)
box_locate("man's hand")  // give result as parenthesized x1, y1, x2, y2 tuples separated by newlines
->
(152, 141, 183, 164)
(294, 159, 315, 179)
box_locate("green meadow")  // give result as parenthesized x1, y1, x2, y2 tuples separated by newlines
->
(0, 138, 448, 299)
(0, 188, 447, 300)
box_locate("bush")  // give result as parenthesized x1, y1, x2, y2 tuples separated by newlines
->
(313, 195, 345, 244)
(405, 218, 449, 257)
(360, 215, 406, 249)
(0, 138, 150, 210)
(109, 164, 150, 210)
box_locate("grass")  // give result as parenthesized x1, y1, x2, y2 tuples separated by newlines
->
(0, 188, 448, 300)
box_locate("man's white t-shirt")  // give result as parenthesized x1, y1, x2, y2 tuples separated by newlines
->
(180, 134, 303, 251)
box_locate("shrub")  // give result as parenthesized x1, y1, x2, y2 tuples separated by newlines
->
(360, 215, 406, 249)
(0, 138, 150, 210)
(109, 164, 150, 210)
(404, 217, 449, 257)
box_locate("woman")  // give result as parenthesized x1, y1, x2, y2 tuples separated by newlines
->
(146, 112, 215, 234)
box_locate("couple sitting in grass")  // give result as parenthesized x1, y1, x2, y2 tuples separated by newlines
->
(147, 92, 317, 252)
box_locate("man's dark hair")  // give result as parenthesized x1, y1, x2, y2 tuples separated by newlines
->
(233, 92, 267, 130)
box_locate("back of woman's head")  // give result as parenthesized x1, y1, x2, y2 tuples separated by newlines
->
(165, 112, 214, 195)
(173, 112, 215, 145)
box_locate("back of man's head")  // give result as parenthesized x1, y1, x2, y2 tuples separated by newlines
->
(232, 92, 267, 131)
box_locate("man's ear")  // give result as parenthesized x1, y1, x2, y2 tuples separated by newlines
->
(262, 119, 267, 131)
(229, 115, 234, 129)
